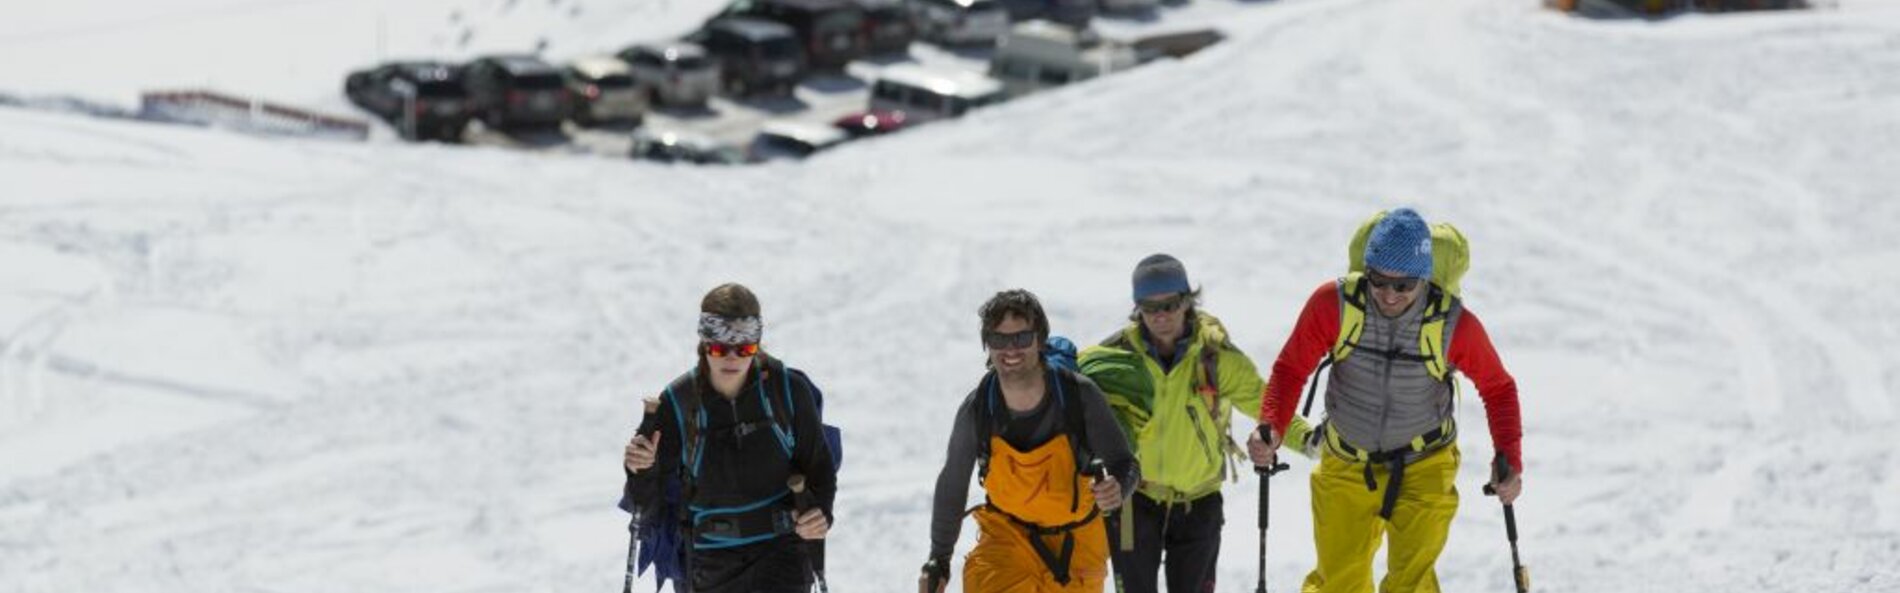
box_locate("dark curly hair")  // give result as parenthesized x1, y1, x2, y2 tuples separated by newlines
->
(978, 288, 1050, 347)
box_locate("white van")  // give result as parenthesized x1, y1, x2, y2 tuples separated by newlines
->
(868, 64, 1006, 124)
(989, 20, 1137, 98)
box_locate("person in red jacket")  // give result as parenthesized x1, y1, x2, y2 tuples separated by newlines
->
(1246, 208, 1523, 593)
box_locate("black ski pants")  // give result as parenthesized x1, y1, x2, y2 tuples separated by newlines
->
(1112, 491, 1225, 593)
(691, 536, 812, 593)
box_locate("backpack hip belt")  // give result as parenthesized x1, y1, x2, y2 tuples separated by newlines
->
(1320, 420, 1456, 521)
(687, 490, 797, 550)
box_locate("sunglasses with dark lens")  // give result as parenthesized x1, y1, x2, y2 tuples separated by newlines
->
(983, 330, 1039, 350)
(1365, 272, 1421, 293)
(705, 342, 760, 358)
(1137, 294, 1188, 314)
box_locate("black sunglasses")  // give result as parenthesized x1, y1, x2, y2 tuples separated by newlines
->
(1137, 293, 1188, 314)
(1365, 271, 1421, 293)
(983, 329, 1039, 350)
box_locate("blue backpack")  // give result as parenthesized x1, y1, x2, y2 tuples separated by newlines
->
(1044, 336, 1080, 372)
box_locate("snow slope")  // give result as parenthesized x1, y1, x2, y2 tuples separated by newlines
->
(4, 0, 1900, 591)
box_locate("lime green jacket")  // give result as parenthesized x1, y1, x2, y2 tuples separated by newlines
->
(1078, 313, 1264, 502)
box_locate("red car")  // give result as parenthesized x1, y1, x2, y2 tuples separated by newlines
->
(831, 109, 908, 137)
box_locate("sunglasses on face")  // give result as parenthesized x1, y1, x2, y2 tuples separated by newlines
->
(983, 330, 1038, 350)
(1365, 271, 1421, 293)
(705, 342, 760, 358)
(1137, 294, 1188, 314)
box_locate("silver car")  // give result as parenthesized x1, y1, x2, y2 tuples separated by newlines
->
(564, 56, 649, 125)
(618, 43, 721, 109)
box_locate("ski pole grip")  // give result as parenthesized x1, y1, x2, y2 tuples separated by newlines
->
(1253, 426, 1289, 476)
(788, 474, 813, 511)
(1483, 455, 1513, 496)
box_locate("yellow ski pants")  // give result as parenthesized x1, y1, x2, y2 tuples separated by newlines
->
(1300, 444, 1460, 593)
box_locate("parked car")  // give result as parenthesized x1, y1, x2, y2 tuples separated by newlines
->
(630, 129, 749, 164)
(831, 109, 908, 136)
(1000, 0, 1094, 27)
(1097, 0, 1158, 14)
(695, 18, 806, 97)
(343, 61, 471, 141)
(749, 121, 850, 161)
(463, 55, 571, 129)
(853, 0, 918, 55)
(713, 0, 868, 71)
(564, 56, 648, 126)
(908, 0, 1010, 45)
(988, 20, 1136, 97)
(618, 43, 721, 109)
(868, 64, 1005, 124)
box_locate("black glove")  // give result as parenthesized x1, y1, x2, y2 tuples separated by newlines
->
(920, 555, 950, 592)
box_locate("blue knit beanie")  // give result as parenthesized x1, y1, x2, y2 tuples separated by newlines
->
(1132, 254, 1191, 301)
(1363, 208, 1433, 279)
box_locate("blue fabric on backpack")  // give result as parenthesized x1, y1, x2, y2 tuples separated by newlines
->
(1044, 336, 1080, 372)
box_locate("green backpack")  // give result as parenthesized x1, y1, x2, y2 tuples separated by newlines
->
(1347, 209, 1470, 298)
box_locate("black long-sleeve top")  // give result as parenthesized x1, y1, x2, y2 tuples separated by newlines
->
(928, 368, 1138, 559)
(626, 357, 837, 529)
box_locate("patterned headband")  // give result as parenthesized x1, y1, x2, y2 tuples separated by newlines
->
(698, 313, 763, 344)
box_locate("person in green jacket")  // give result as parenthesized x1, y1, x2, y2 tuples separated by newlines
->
(1077, 253, 1266, 593)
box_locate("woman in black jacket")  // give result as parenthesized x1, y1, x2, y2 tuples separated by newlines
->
(624, 283, 836, 593)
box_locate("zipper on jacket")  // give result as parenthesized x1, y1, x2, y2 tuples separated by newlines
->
(1185, 404, 1219, 466)
(1373, 315, 1394, 454)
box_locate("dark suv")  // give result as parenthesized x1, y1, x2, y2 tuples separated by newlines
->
(713, 0, 866, 71)
(343, 61, 471, 141)
(696, 18, 806, 97)
(854, 0, 917, 55)
(462, 55, 571, 130)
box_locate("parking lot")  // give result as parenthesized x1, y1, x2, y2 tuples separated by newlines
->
(459, 41, 993, 158)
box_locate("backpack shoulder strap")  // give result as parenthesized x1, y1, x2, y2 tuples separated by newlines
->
(1334, 273, 1370, 361)
(758, 359, 797, 459)
(1304, 275, 1365, 418)
(1417, 285, 1460, 382)
(1056, 368, 1089, 473)
(974, 372, 1000, 484)
(664, 372, 708, 482)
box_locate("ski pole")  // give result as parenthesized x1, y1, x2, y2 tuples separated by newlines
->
(788, 475, 829, 593)
(1088, 459, 1127, 593)
(1482, 455, 1530, 593)
(624, 400, 660, 593)
(621, 506, 643, 593)
(1254, 427, 1290, 593)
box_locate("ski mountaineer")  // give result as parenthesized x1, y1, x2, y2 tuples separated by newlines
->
(1075, 254, 1265, 593)
(624, 283, 837, 593)
(1246, 208, 1525, 593)
(921, 289, 1141, 593)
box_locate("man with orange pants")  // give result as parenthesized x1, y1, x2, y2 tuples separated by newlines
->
(1247, 208, 1525, 593)
(921, 289, 1140, 593)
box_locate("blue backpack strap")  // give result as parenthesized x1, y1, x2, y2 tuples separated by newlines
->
(665, 376, 710, 481)
(756, 365, 796, 460)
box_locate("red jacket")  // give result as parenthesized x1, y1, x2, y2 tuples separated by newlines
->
(1260, 282, 1523, 473)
